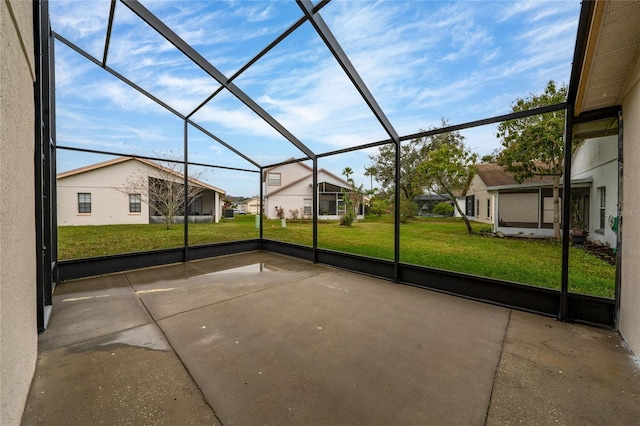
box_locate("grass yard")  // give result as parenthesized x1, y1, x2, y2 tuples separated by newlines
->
(58, 215, 616, 298)
(57, 215, 260, 259)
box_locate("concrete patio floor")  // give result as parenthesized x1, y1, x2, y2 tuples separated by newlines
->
(22, 251, 640, 425)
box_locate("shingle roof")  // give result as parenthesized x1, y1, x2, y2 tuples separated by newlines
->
(475, 163, 556, 187)
(414, 194, 450, 201)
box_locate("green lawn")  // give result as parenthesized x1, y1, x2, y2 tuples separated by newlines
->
(58, 215, 615, 298)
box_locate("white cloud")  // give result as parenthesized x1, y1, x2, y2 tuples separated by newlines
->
(51, 0, 583, 193)
(50, 0, 112, 38)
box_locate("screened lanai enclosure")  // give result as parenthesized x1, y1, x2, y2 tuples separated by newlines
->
(35, 0, 623, 331)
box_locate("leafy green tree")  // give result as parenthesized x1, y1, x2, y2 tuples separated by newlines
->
(368, 118, 457, 214)
(496, 80, 568, 239)
(417, 137, 477, 234)
(480, 148, 501, 163)
(432, 202, 454, 217)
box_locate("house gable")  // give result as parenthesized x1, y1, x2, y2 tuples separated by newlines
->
(264, 160, 354, 197)
(58, 157, 225, 196)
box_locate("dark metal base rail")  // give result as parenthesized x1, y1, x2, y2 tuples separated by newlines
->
(57, 239, 615, 328)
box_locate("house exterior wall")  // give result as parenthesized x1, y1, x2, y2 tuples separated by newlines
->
(58, 160, 151, 226)
(465, 174, 494, 226)
(0, 1, 38, 424)
(264, 163, 312, 219)
(267, 179, 313, 219)
(620, 52, 640, 357)
(454, 197, 465, 218)
(58, 160, 223, 225)
(265, 162, 310, 194)
(572, 135, 618, 247)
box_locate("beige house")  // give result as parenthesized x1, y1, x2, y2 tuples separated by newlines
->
(237, 196, 261, 215)
(460, 135, 618, 244)
(458, 163, 559, 236)
(57, 157, 226, 226)
(263, 161, 364, 220)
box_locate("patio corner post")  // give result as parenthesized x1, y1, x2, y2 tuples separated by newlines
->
(560, 0, 594, 321)
(50, 27, 59, 289)
(259, 167, 264, 249)
(560, 103, 574, 321)
(394, 141, 401, 282)
(313, 159, 318, 263)
(34, 0, 55, 331)
(615, 110, 623, 329)
(183, 119, 189, 261)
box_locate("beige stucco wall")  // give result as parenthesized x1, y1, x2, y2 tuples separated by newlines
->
(465, 174, 494, 225)
(264, 162, 312, 197)
(620, 51, 640, 357)
(57, 159, 224, 225)
(57, 160, 151, 226)
(0, 1, 37, 424)
(266, 178, 314, 219)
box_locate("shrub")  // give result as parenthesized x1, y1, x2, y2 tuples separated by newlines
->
(275, 206, 284, 219)
(368, 198, 390, 216)
(398, 199, 418, 224)
(433, 202, 454, 217)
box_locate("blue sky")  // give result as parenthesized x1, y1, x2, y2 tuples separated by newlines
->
(51, 0, 581, 197)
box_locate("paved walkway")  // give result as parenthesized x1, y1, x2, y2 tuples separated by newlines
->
(22, 252, 640, 425)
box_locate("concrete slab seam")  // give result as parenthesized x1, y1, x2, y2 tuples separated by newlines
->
(134, 268, 330, 323)
(483, 308, 512, 426)
(123, 273, 225, 425)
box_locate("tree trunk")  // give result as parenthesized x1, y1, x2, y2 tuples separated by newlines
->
(445, 188, 473, 234)
(553, 175, 560, 240)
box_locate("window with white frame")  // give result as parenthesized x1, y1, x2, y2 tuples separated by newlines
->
(129, 193, 141, 213)
(78, 193, 91, 213)
(267, 173, 281, 186)
(303, 198, 312, 216)
(487, 199, 491, 218)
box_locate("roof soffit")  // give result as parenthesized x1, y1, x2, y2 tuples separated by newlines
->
(576, 1, 640, 115)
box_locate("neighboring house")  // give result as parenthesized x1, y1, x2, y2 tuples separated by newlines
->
(458, 137, 618, 246)
(237, 196, 261, 215)
(455, 163, 559, 234)
(57, 157, 226, 226)
(414, 193, 452, 216)
(263, 161, 364, 220)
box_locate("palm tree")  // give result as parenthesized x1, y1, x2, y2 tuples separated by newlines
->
(342, 167, 353, 183)
(364, 166, 376, 191)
